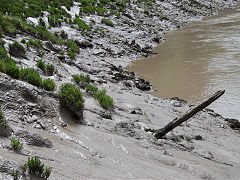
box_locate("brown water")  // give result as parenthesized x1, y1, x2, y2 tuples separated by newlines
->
(127, 7, 240, 119)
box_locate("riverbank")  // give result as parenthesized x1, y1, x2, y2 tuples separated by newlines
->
(0, 0, 240, 179)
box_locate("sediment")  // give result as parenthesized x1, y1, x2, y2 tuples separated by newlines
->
(0, 0, 240, 179)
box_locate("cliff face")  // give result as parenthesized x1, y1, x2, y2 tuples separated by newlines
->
(0, 0, 240, 179)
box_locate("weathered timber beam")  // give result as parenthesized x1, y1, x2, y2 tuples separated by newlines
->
(154, 90, 225, 139)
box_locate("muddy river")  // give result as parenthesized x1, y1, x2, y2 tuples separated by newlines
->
(127, 7, 240, 119)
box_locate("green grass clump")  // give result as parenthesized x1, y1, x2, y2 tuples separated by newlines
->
(46, 64, 55, 74)
(65, 40, 79, 59)
(101, 18, 114, 27)
(26, 39, 42, 48)
(22, 156, 52, 179)
(0, 59, 5, 72)
(72, 74, 91, 84)
(4, 58, 20, 79)
(58, 83, 84, 114)
(0, 101, 8, 128)
(20, 68, 42, 87)
(74, 17, 91, 31)
(67, 51, 76, 59)
(37, 60, 55, 75)
(0, 46, 7, 59)
(42, 78, 55, 91)
(86, 84, 98, 96)
(94, 89, 114, 109)
(37, 59, 46, 72)
(86, 84, 113, 109)
(11, 170, 19, 180)
(11, 138, 23, 151)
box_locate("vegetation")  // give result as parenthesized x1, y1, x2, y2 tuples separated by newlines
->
(22, 156, 52, 179)
(37, 60, 55, 75)
(58, 83, 84, 115)
(37, 59, 46, 72)
(74, 17, 91, 31)
(65, 40, 79, 59)
(0, 101, 8, 128)
(11, 138, 23, 151)
(46, 64, 55, 74)
(11, 170, 19, 180)
(3, 58, 20, 79)
(72, 74, 91, 84)
(86, 84, 113, 109)
(20, 68, 42, 87)
(0, 14, 63, 44)
(42, 78, 55, 91)
(101, 18, 114, 27)
(26, 39, 43, 49)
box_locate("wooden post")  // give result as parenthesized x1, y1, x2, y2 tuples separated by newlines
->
(154, 90, 225, 139)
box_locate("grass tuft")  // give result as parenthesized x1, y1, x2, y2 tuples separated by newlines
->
(11, 138, 23, 151)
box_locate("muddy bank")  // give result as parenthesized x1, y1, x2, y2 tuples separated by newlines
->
(0, 0, 240, 179)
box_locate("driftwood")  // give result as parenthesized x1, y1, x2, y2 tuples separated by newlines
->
(154, 90, 225, 139)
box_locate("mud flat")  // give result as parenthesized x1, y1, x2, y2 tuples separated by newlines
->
(0, 0, 240, 179)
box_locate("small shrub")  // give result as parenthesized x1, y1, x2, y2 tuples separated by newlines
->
(101, 18, 114, 27)
(46, 64, 55, 74)
(39, 18, 46, 27)
(74, 17, 91, 31)
(21, 39, 26, 44)
(72, 74, 91, 84)
(86, 85, 113, 109)
(4, 58, 20, 79)
(11, 138, 23, 151)
(42, 78, 55, 91)
(95, 89, 114, 109)
(86, 84, 98, 96)
(0, 31, 2, 38)
(20, 68, 42, 87)
(11, 170, 19, 180)
(0, 39, 6, 47)
(67, 51, 75, 59)
(58, 83, 84, 117)
(37, 50, 45, 57)
(26, 39, 42, 48)
(0, 59, 5, 73)
(37, 59, 46, 72)
(23, 156, 52, 179)
(59, 50, 64, 55)
(0, 46, 7, 59)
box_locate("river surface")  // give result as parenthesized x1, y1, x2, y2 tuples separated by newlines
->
(127, 7, 240, 119)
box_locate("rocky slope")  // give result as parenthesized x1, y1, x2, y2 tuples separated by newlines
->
(0, 0, 240, 179)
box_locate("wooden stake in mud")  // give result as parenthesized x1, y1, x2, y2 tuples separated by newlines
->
(154, 90, 225, 139)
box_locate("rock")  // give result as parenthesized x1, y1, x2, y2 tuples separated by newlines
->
(9, 43, 26, 59)
(195, 135, 203, 140)
(15, 130, 53, 148)
(45, 41, 61, 53)
(75, 40, 93, 49)
(0, 126, 13, 137)
(60, 30, 68, 39)
(164, 150, 173, 157)
(58, 55, 66, 60)
(170, 97, 187, 107)
(0, 156, 18, 174)
(225, 118, 240, 130)
(101, 111, 112, 119)
(131, 107, 143, 115)
(134, 78, 151, 91)
(153, 36, 161, 43)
